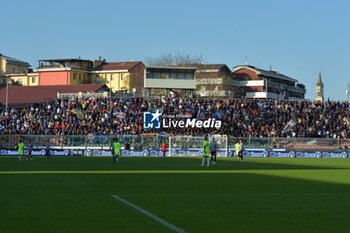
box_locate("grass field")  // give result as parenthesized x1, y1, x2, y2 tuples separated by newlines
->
(1, 156, 350, 233)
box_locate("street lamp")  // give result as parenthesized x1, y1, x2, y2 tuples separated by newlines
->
(109, 74, 113, 101)
(5, 78, 9, 109)
(264, 78, 268, 100)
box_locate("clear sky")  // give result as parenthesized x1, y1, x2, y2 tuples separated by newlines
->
(1, 0, 350, 100)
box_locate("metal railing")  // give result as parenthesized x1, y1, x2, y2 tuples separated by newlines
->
(1, 134, 347, 151)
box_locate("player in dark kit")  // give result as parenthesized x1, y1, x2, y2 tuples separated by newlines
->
(238, 139, 244, 160)
(45, 143, 51, 158)
(27, 141, 33, 160)
(210, 138, 218, 165)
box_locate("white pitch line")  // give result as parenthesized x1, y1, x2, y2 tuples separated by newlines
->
(112, 195, 188, 233)
(0, 170, 273, 175)
(118, 193, 350, 197)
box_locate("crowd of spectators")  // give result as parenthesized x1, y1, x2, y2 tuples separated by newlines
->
(0, 96, 349, 138)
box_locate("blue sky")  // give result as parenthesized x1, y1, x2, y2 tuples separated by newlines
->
(1, 0, 350, 100)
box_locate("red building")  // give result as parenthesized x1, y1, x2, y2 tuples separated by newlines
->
(37, 59, 93, 86)
(233, 65, 306, 100)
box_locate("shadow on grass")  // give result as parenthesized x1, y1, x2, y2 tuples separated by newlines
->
(100, 157, 350, 171)
(0, 156, 349, 171)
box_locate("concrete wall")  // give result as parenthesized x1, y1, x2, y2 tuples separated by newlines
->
(0, 57, 5, 76)
(39, 71, 70, 85)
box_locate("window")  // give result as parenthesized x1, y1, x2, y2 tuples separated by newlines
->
(31, 77, 36, 83)
(170, 72, 178, 79)
(12, 67, 16, 73)
(73, 73, 77, 80)
(161, 73, 169, 79)
(153, 72, 161, 79)
(185, 72, 194, 80)
(178, 72, 185, 79)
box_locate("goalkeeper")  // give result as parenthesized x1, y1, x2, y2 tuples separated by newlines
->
(112, 138, 121, 163)
(16, 139, 25, 161)
(201, 136, 210, 167)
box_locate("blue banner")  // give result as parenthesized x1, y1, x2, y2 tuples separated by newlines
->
(295, 151, 321, 158)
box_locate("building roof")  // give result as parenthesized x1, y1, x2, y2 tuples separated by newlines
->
(0, 84, 108, 105)
(39, 58, 92, 63)
(95, 61, 144, 71)
(147, 66, 197, 71)
(196, 64, 231, 73)
(0, 53, 30, 67)
(233, 65, 297, 83)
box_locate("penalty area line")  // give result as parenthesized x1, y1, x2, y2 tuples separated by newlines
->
(118, 192, 350, 197)
(112, 195, 188, 233)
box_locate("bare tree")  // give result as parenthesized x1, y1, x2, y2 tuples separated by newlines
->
(10, 80, 23, 86)
(144, 53, 204, 66)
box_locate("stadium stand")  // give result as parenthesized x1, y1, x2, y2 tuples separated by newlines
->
(0, 97, 349, 139)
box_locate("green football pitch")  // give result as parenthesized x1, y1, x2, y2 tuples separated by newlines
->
(1, 156, 350, 233)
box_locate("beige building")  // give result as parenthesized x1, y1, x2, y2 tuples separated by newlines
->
(0, 53, 37, 86)
(93, 61, 145, 94)
(144, 66, 197, 96)
(195, 64, 235, 97)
